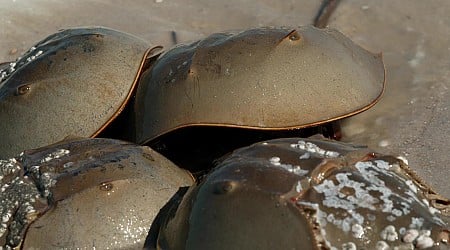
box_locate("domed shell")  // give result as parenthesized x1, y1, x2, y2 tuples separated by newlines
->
(0, 137, 193, 248)
(135, 26, 385, 144)
(0, 27, 153, 158)
(149, 137, 449, 249)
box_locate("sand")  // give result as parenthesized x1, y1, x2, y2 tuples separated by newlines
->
(1, 0, 449, 196)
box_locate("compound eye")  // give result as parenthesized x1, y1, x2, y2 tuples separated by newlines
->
(287, 30, 301, 41)
(16, 84, 31, 96)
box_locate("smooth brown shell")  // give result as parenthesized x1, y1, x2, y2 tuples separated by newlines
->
(0, 138, 193, 248)
(150, 137, 449, 249)
(0, 27, 152, 158)
(135, 26, 385, 144)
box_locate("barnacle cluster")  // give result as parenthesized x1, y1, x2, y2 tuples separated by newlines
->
(0, 157, 47, 247)
(0, 46, 43, 85)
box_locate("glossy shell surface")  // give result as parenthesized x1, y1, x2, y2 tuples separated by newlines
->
(135, 26, 385, 144)
(0, 138, 194, 248)
(0, 27, 151, 158)
(152, 137, 449, 249)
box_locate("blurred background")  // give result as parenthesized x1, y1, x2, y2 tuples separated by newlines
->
(1, 0, 449, 196)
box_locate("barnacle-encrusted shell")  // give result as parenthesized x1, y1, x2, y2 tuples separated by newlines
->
(151, 137, 449, 249)
(0, 138, 193, 249)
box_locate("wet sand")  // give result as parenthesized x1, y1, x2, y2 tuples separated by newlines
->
(1, 0, 449, 196)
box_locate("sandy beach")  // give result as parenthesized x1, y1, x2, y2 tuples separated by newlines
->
(1, 0, 449, 197)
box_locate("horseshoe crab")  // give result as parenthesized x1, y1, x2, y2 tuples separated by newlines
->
(0, 27, 162, 158)
(148, 137, 449, 249)
(0, 137, 193, 248)
(0, 25, 399, 249)
(133, 26, 385, 173)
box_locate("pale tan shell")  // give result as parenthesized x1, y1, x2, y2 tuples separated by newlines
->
(135, 26, 385, 144)
(0, 27, 153, 158)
